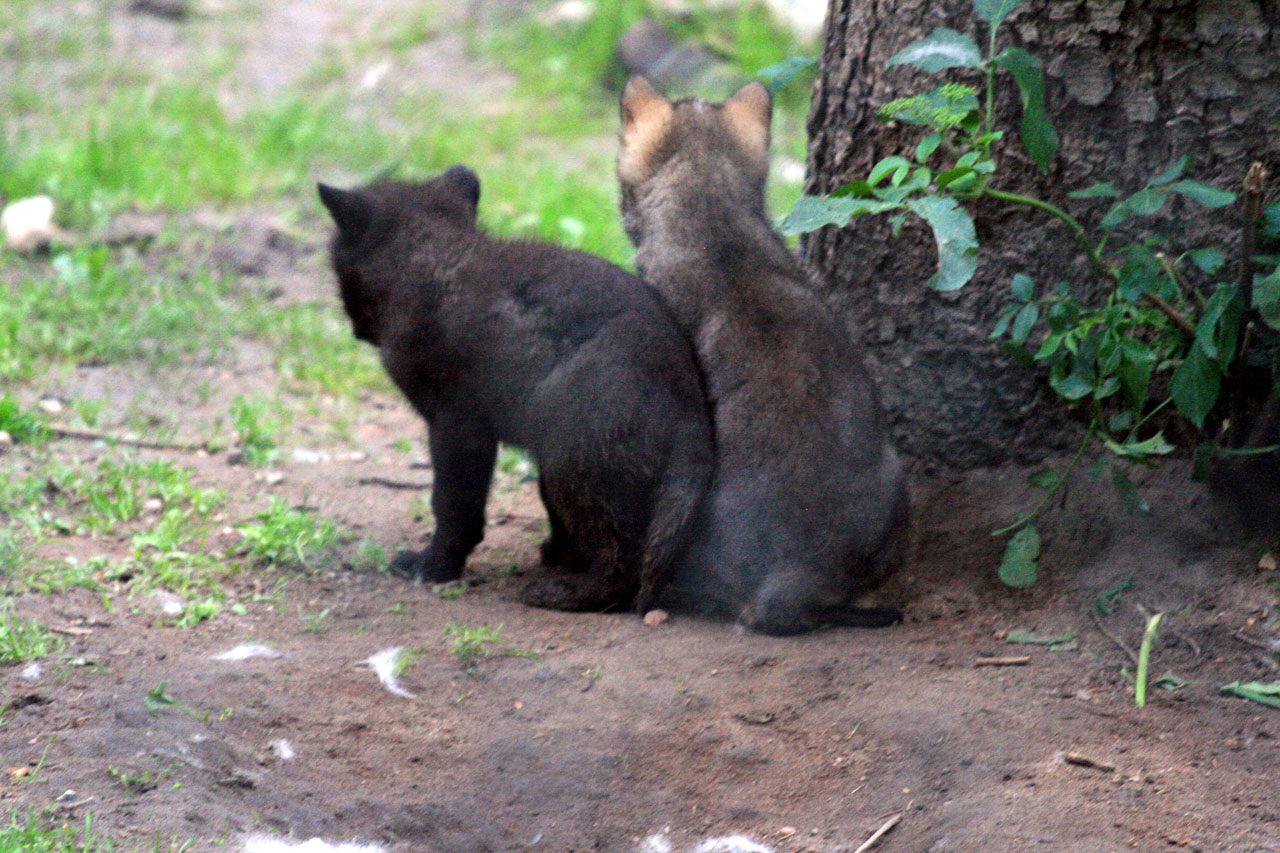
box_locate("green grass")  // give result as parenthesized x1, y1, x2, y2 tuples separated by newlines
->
(0, 0, 813, 637)
(0, 600, 60, 665)
(237, 497, 341, 569)
(0, 811, 113, 853)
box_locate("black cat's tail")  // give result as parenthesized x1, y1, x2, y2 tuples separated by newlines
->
(634, 424, 714, 614)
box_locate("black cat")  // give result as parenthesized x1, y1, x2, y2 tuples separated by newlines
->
(318, 166, 713, 612)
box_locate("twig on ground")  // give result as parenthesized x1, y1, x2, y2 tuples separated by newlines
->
(1173, 630, 1201, 658)
(1090, 611, 1140, 666)
(1233, 631, 1280, 652)
(357, 476, 430, 490)
(1063, 752, 1115, 773)
(974, 655, 1030, 667)
(49, 425, 211, 453)
(852, 811, 904, 853)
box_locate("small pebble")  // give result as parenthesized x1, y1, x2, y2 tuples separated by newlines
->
(143, 497, 164, 513)
(1, 196, 56, 251)
(0, 430, 12, 450)
(38, 398, 63, 414)
(643, 609, 669, 626)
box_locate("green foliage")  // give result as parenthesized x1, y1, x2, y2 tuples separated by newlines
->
(0, 600, 61, 665)
(0, 395, 48, 444)
(1220, 680, 1280, 710)
(887, 28, 981, 73)
(0, 811, 114, 853)
(1134, 610, 1165, 708)
(444, 622, 505, 672)
(998, 525, 1039, 587)
(237, 498, 340, 569)
(786, 0, 1280, 586)
(758, 55, 817, 94)
(229, 397, 280, 466)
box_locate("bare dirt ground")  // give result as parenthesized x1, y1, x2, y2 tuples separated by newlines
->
(4, 2, 1280, 852)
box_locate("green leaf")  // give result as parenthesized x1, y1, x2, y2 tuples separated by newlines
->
(1068, 182, 1121, 200)
(1105, 466, 1146, 512)
(1102, 187, 1169, 230)
(1010, 273, 1035, 302)
(1115, 244, 1164, 302)
(1092, 578, 1133, 616)
(990, 304, 1018, 339)
(1116, 344, 1155, 414)
(1255, 265, 1280, 331)
(1220, 680, 1280, 710)
(1168, 180, 1235, 209)
(994, 47, 1058, 172)
(757, 55, 818, 94)
(1146, 155, 1189, 187)
(998, 340, 1036, 368)
(887, 28, 982, 72)
(1028, 468, 1061, 489)
(936, 166, 977, 189)
(906, 196, 978, 292)
(879, 84, 981, 129)
(999, 525, 1040, 588)
(779, 195, 903, 236)
(1010, 302, 1038, 344)
(1262, 201, 1280, 240)
(830, 179, 875, 198)
(1188, 248, 1226, 275)
(973, 0, 1025, 30)
(868, 156, 913, 187)
(1194, 282, 1243, 362)
(1170, 345, 1221, 429)
(915, 133, 944, 163)
(1104, 433, 1175, 461)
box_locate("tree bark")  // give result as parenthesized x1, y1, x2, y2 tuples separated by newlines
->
(804, 0, 1280, 471)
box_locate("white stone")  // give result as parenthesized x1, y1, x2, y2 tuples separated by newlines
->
(1, 196, 56, 251)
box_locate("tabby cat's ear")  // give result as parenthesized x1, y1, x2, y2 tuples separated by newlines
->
(317, 183, 376, 242)
(619, 77, 674, 183)
(722, 81, 772, 166)
(440, 165, 481, 219)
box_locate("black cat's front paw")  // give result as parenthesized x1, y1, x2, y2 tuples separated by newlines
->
(389, 547, 465, 584)
(539, 535, 567, 567)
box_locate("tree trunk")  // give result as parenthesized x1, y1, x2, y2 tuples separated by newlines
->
(804, 0, 1280, 471)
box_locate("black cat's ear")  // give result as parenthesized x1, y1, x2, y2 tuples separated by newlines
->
(440, 165, 481, 215)
(317, 183, 376, 242)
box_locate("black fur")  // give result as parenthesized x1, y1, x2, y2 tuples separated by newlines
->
(319, 167, 714, 612)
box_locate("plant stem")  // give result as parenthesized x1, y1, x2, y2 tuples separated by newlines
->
(992, 419, 1095, 536)
(1155, 251, 1204, 312)
(984, 30, 998, 135)
(1228, 161, 1268, 447)
(981, 187, 1115, 281)
(982, 188, 1196, 337)
(1141, 292, 1196, 338)
(1135, 610, 1164, 707)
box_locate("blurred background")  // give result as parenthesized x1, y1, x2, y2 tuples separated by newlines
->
(1, 0, 822, 269)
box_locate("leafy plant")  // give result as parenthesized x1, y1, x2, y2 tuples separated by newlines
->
(0, 600, 60, 665)
(0, 810, 115, 853)
(0, 394, 48, 444)
(229, 396, 279, 466)
(236, 498, 339, 569)
(1134, 610, 1165, 708)
(444, 622, 504, 672)
(783, 0, 1280, 585)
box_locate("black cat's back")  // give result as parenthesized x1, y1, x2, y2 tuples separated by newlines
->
(320, 167, 713, 613)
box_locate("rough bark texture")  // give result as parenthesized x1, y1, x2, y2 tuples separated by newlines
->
(804, 0, 1280, 471)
